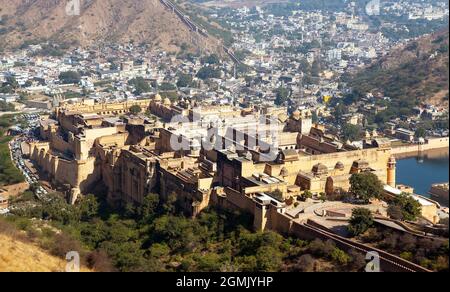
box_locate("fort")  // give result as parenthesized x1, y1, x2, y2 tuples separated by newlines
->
(26, 96, 446, 272)
(27, 96, 396, 217)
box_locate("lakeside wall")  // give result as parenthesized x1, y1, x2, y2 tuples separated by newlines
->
(391, 137, 449, 158)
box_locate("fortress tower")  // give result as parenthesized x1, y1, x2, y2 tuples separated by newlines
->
(387, 156, 397, 188)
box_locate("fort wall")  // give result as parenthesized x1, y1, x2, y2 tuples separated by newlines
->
(57, 99, 153, 116)
(30, 143, 99, 194)
(392, 137, 449, 157)
(49, 132, 73, 154)
(245, 147, 392, 187)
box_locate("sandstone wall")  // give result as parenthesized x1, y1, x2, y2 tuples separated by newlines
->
(266, 148, 392, 185)
(30, 143, 99, 194)
(392, 137, 449, 157)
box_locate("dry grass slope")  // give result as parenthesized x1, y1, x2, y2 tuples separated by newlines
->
(0, 222, 91, 272)
(0, 234, 69, 272)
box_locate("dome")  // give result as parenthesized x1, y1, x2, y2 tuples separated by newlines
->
(312, 163, 328, 175)
(278, 113, 288, 123)
(280, 167, 289, 177)
(154, 94, 162, 102)
(352, 159, 369, 170)
(388, 156, 396, 164)
(335, 161, 345, 170)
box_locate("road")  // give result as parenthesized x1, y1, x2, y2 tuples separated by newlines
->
(0, 108, 46, 117)
(8, 113, 49, 201)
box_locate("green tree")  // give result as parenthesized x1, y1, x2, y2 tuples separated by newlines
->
(78, 194, 99, 221)
(136, 193, 160, 222)
(41, 193, 80, 224)
(331, 248, 351, 265)
(128, 77, 151, 95)
(256, 246, 283, 271)
(159, 82, 176, 91)
(195, 253, 222, 271)
(341, 123, 362, 142)
(5, 76, 19, 89)
(319, 192, 327, 202)
(300, 190, 313, 201)
(333, 103, 348, 121)
(348, 208, 374, 236)
(161, 192, 177, 215)
(274, 86, 289, 106)
(176, 73, 193, 88)
(129, 105, 142, 115)
(59, 71, 81, 84)
(202, 54, 220, 65)
(389, 193, 422, 221)
(415, 127, 426, 139)
(349, 172, 384, 203)
(197, 66, 221, 80)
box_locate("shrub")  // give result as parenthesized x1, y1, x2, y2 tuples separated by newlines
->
(331, 248, 351, 265)
(308, 239, 335, 257)
(86, 249, 116, 272)
(295, 254, 315, 272)
(48, 233, 82, 258)
(348, 208, 374, 237)
(389, 193, 422, 221)
(348, 250, 366, 271)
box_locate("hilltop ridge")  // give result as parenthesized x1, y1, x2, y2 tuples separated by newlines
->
(348, 28, 449, 108)
(0, 0, 220, 53)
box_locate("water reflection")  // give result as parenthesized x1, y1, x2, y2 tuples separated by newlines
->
(396, 148, 449, 197)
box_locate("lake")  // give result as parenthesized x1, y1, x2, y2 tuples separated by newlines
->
(396, 148, 449, 197)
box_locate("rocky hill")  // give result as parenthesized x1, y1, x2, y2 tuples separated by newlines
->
(348, 29, 449, 108)
(0, 0, 220, 53)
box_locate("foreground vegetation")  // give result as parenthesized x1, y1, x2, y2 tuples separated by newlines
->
(0, 115, 25, 186)
(348, 208, 449, 272)
(4, 190, 367, 272)
(359, 226, 449, 272)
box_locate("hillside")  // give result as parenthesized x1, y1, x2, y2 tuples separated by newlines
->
(0, 0, 220, 53)
(0, 233, 83, 272)
(348, 29, 449, 108)
(0, 215, 99, 272)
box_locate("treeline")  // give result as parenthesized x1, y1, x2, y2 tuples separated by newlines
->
(6, 191, 366, 272)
